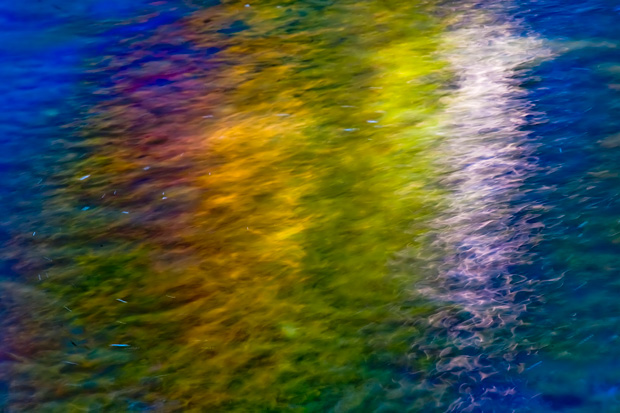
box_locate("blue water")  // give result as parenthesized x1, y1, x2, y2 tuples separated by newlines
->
(518, 1, 620, 410)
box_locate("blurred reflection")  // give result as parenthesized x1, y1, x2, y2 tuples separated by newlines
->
(2, 0, 620, 412)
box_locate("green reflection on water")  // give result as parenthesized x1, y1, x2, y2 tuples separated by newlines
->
(2, 1, 451, 411)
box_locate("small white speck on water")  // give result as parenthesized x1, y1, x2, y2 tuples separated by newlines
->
(79, 175, 90, 181)
(203, 115, 214, 118)
(116, 320, 126, 324)
(276, 113, 290, 117)
(526, 361, 543, 371)
(343, 128, 358, 132)
(82, 206, 90, 211)
(32, 232, 36, 236)
(245, 3, 250, 6)
(116, 298, 127, 303)
(143, 166, 150, 170)
(101, 193, 106, 198)
(38, 274, 41, 281)
(162, 197, 168, 200)
(166, 295, 176, 299)
(64, 306, 72, 312)
(114, 191, 117, 195)
(109, 344, 130, 347)
(578, 334, 594, 345)
(574, 281, 587, 290)
(367, 120, 378, 123)
(63, 361, 78, 365)
(122, 211, 129, 214)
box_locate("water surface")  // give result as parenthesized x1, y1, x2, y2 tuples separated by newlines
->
(2, 0, 620, 412)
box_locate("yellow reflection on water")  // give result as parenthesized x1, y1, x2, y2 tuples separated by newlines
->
(3, 1, 451, 411)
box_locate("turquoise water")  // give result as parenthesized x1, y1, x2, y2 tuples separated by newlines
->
(3, 0, 620, 411)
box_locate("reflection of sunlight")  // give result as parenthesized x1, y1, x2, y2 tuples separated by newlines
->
(433, 14, 551, 313)
(421, 9, 554, 411)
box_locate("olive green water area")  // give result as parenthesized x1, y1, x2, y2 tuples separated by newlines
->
(0, 1, 457, 411)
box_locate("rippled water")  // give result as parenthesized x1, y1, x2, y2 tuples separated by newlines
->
(3, 0, 620, 411)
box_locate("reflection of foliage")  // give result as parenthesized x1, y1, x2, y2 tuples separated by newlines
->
(3, 1, 449, 411)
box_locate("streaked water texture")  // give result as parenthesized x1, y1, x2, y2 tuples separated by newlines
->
(2, 0, 620, 412)
(419, 9, 554, 411)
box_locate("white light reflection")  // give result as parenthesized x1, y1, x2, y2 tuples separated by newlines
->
(416, 8, 554, 411)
